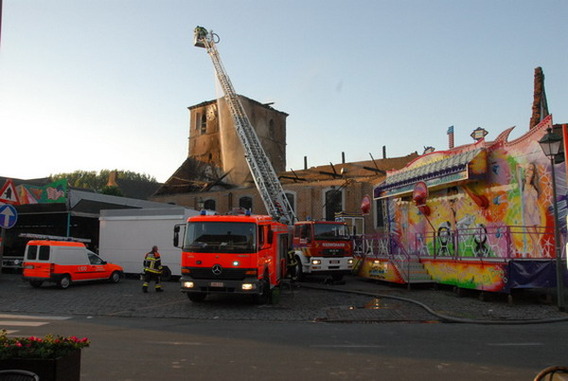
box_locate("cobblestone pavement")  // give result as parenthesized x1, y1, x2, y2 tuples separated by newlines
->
(0, 272, 567, 324)
(306, 278, 568, 323)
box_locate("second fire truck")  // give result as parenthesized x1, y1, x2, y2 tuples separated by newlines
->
(291, 220, 353, 281)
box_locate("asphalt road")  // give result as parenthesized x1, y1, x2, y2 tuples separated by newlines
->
(4, 314, 568, 381)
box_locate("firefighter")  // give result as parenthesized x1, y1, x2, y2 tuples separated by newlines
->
(142, 245, 163, 293)
(286, 249, 298, 282)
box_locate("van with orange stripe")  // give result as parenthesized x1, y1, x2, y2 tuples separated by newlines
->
(22, 240, 124, 289)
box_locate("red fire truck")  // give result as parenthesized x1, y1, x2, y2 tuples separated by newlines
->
(184, 27, 352, 305)
(175, 212, 289, 303)
(292, 220, 353, 281)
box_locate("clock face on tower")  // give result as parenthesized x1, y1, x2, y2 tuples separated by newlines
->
(206, 105, 217, 120)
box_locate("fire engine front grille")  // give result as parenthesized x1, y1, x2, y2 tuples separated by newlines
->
(322, 249, 346, 257)
(188, 267, 250, 280)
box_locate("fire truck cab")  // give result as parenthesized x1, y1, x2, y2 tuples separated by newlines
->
(292, 220, 354, 281)
(176, 213, 289, 304)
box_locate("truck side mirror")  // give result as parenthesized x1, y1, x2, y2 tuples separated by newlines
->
(173, 225, 181, 248)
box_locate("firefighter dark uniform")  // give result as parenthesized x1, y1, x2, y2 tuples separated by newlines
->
(287, 249, 298, 282)
(143, 246, 163, 293)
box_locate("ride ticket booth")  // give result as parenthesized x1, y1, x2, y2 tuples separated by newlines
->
(357, 115, 568, 293)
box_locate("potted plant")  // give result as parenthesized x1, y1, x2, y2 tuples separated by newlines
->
(0, 329, 89, 381)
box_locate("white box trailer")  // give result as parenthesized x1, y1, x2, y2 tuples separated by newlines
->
(99, 207, 199, 279)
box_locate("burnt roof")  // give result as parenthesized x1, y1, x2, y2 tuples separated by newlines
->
(154, 152, 419, 196)
(188, 95, 289, 116)
(153, 157, 232, 196)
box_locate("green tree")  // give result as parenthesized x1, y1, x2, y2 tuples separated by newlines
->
(50, 170, 157, 192)
(100, 185, 124, 196)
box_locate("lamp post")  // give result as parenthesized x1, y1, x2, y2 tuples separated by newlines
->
(538, 127, 565, 311)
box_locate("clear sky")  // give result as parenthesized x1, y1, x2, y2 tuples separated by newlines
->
(1, 0, 567, 183)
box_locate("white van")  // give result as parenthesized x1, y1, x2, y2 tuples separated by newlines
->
(22, 240, 124, 289)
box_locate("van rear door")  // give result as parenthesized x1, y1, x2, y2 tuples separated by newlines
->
(22, 244, 52, 279)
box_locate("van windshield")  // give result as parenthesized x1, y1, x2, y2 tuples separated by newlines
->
(184, 221, 256, 254)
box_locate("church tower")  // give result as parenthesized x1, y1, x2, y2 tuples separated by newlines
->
(187, 96, 288, 186)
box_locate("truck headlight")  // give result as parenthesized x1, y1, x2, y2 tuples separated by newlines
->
(242, 283, 255, 290)
(311, 259, 322, 265)
(183, 281, 194, 288)
(347, 258, 354, 265)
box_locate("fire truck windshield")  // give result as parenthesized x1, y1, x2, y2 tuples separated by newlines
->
(314, 223, 350, 241)
(184, 222, 257, 253)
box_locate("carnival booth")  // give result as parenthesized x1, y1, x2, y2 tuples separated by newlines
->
(357, 115, 568, 293)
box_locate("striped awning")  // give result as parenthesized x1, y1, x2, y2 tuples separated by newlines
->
(374, 148, 486, 199)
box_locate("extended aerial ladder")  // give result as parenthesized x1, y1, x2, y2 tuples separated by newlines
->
(194, 26, 297, 224)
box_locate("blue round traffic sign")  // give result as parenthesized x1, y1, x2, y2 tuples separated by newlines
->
(0, 204, 18, 229)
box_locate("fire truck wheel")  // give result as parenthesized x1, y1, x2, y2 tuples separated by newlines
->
(29, 280, 43, 288)
(188, 292, 207, 302)
(59, 275, 71, 289)
(253, 277, 270, 305)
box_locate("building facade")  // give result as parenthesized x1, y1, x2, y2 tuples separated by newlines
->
(151, 96, 417, 235)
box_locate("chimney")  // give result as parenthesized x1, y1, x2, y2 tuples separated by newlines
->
(382, 146, 386, 159)
(447, 126, 455, 149)
(529, 67, 549, 129)
(304, 156, 308, 170)
(341, 152, 345, 164)
(107, 170, 119, 187)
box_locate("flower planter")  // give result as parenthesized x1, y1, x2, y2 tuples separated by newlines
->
(0, 349, 81, 381)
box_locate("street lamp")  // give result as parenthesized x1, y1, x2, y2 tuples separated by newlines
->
(538, 127, 565, 311)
